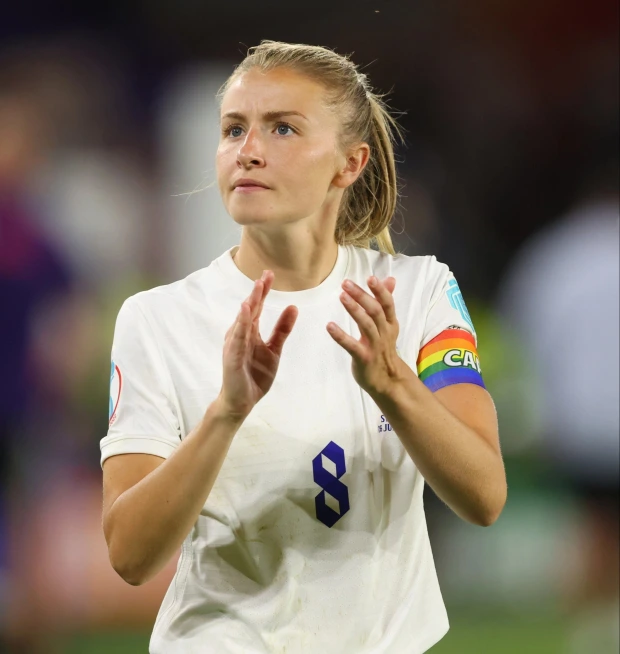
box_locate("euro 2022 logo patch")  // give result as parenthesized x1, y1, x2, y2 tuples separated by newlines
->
(109, 360, 122, 427)
(447, 279, 475, 332)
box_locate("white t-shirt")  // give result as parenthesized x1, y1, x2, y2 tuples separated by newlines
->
(102, 244, 483, 654)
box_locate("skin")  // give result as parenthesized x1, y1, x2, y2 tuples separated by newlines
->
(326, 275, 506, 525)
(102, 67, 505, 582)
(217, 66, 506, 525)
(217, 67, 369, 292)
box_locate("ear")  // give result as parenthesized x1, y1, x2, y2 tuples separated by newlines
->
(332, 142, 370, 189)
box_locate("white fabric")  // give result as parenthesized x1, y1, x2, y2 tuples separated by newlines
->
(101, 244, 476, 654)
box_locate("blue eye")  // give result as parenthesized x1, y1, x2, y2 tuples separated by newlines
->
(229, 126, 243, 138)
(276, 123, 294, 136)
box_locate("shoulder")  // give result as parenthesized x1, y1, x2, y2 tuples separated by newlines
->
(349, 246, 452, 295)
(121, 265, 217, 320)
(349, 245, 448, 275)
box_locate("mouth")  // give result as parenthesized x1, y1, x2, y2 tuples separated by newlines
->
(232, 179, 270, 192)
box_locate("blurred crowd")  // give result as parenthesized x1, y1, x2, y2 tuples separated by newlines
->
(1, 1, 618, 652)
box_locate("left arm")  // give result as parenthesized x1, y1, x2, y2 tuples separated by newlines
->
(370, 369, 506, 526)
(327, 275, 507, 527)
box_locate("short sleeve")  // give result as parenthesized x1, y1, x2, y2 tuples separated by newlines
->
(416, 261, 485, 392)
(100, 297, 181, 467)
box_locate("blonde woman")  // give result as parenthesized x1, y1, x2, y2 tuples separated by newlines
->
(101, 41, 507, 654)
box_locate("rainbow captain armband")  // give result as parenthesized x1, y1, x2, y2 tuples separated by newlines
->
(416, 328, 485, 392)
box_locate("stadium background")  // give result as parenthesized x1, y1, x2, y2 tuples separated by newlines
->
(1, 1, 618, 652)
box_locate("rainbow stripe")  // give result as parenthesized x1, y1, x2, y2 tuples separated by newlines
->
(416, 329, 485, 392)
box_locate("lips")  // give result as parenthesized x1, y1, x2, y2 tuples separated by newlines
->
(233, 178, 270, 189)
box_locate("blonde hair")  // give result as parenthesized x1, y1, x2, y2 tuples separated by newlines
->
(218, 41, 403, 255)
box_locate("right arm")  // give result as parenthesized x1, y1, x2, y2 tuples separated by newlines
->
(102, 269, 298, 586)
(103, 397, 244, 586)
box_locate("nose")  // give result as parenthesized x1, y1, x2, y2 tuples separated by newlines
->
(237, 128, 265, 169)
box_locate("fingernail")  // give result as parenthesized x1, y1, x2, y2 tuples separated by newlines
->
(369, 276, 377, 287)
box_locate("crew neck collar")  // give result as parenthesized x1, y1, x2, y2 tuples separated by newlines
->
(215, 243, 351, 308)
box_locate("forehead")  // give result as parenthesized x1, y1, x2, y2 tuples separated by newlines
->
(221, 68, 333, 119)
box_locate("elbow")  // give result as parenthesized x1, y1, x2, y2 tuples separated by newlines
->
(474, 508, 501, 528)
(118, 569, 147, 587)
(105, 520, 151, 586)
(108, 542, 150, 587)
(111, 557, 148, 586)
(119, 574, 144, 587)
(475, 484, 507, 527)
(109, 555, 141, 586)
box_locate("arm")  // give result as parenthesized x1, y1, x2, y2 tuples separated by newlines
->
(328, 274, 506, 527)
(371, 371, 506, 526)
(103, 397, 245, 586)
(103, 271, 297, 586)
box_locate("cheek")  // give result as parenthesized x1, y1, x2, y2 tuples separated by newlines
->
(215, 145, 234, 190)
(282, 144, 337, 194)
(215, 143, 230, 170)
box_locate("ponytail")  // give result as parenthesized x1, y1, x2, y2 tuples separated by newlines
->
(335, 93, 402, 255)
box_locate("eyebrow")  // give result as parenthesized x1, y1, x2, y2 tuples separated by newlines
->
(221, 110, 308, 122)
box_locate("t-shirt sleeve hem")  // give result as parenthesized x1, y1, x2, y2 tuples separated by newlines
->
(100, 435, 178, 468)
(420, 322, 477, 350)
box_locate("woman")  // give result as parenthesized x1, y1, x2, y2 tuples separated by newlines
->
(101, 41, 507, 654)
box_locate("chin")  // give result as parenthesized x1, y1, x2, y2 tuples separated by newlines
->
(226, 199, 307, 228)
(228, 209, 279, 226)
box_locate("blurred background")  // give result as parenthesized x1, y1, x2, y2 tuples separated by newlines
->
(1, 0, 618, 652)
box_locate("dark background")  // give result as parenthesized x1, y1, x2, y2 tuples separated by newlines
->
(1, 1, 618, 652)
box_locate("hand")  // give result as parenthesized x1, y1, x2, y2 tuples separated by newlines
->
(219, 271, 298, 419)
(327, 276, 404, 398)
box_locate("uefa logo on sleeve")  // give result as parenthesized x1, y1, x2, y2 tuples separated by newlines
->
(109, 360, 122, 427)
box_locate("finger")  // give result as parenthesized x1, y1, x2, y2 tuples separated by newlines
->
(326, 321, 365, 360)
(368, 276, 397, 324)
(247, 278, 265, 322)
(385, 276, 396, 294)
(225, 301, 246, 340)
(342, 280, 387, 335)
(229, 274, 271, 345)
(266, 305, 298, 356)
(253, 270, 273, 324)
(340, 291, 381, 345)
(224, 319, 236, 341)
(229, 302, 251, 360)
(227, 280, 260, 341)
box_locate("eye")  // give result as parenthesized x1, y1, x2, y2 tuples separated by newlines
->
(223, 125, 243, 138)
(275, 123, 295, 136)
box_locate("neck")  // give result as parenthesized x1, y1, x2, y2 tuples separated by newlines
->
(232, 228, 339, 291)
